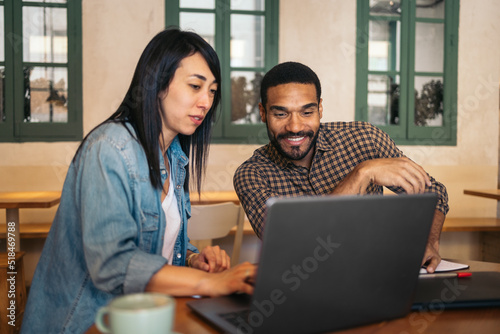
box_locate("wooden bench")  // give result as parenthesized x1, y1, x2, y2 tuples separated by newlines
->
(442, 217, 500, 232)
(0, 223, 52, 239)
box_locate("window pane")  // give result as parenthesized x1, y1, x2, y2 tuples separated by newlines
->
(414, 76, 443, 127)
(23, 6, 67, 63)
(25, 66, 68, 123)
(416, 0, 445, 19)
(230, 14, 264, 67)
(231, 71, 263, 124)
(180, 0, 215, 9)
(415, 22, 444, 73)
(369, 20, 400, 71)
(0, 6, 4, 62)
(231, 0, 265, 11)
(0, 67, 4, 123)
(368, 74, 400, 125)
(180, 12, 215, 48)
(369, 0, 401, 16)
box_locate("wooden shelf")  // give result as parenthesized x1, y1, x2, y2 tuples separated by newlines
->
(443, 217, 500, 232)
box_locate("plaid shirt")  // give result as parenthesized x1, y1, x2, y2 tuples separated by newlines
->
(233, 121, 449, 238)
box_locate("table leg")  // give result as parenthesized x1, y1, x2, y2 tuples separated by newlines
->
(6, 208, 21, 252)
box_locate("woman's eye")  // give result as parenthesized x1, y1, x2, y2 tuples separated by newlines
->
(190, 84, 200, 90)
(210, 89, 217, 95)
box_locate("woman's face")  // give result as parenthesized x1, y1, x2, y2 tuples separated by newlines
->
(159, 52, 218, 145)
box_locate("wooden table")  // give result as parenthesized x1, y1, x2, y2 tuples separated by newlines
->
(0, 191, 61, 251)
(86, 260, 500, 334)
(463, 189, 500, 201)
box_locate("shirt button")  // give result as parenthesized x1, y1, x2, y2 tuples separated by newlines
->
(176, 185, 181, 189)
(176, 253, 182, 259)
(161, 170, 166, 175)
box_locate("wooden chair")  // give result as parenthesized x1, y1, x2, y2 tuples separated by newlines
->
(187, 202, 245, 266)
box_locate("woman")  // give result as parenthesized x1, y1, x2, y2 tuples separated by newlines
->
(21, 28, 255, 334)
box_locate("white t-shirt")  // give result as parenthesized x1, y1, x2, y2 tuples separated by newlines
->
(161, 173, 181, 264)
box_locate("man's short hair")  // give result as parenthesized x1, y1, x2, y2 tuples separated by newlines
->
(260, 61, 322, 108)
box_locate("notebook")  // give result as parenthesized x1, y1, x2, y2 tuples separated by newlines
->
(188, 194, 438, 334)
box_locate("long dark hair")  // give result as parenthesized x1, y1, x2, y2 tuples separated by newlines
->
(78, 28, 221, 194)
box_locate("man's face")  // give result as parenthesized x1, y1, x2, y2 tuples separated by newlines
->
(260, 83, 323, 168)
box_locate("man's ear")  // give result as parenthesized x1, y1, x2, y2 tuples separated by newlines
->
(318, 98, 323, 119)
(259, 103, 267, 123)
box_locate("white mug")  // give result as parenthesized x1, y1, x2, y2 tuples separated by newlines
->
(95, 293, 175, 334)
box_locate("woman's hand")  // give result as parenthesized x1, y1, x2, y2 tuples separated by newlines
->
(190, 245, 231, 273)
(197, 262, 257, 296)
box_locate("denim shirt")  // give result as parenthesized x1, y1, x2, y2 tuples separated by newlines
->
(21, 121, 198, 334)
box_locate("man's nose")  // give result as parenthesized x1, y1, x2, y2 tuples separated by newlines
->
(285, 113, 302, 133)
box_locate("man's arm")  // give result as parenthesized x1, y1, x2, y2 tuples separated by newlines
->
(422, 210, 445, 273)
(331, 157, 431, 195)
(331, 156, 447, 273)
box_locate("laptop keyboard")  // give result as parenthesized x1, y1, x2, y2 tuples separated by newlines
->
(219, 309, 251, 327)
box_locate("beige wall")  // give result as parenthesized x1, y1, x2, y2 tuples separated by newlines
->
(1, 1, 499, 268)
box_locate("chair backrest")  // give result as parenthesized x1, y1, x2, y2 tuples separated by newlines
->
(187, 202, 245, 266)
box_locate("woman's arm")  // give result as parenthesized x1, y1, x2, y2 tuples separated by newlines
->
(145, 262, 256, 297)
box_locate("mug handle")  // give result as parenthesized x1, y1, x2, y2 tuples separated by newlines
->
(95, 306, 111, 333)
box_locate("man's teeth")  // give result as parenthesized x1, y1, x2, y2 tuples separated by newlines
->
(287, 137, 304, 142)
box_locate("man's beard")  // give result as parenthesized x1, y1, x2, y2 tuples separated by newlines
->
(268, 128, 318, 161)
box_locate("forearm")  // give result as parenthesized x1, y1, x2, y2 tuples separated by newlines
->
(428, 209, 445, 249)
(145, 265, 211, 296)
(330, 163, 370, 195)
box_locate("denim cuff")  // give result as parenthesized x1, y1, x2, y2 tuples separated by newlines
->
(123, 251, 168, 294)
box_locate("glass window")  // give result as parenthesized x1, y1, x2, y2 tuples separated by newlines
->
(415, 22, 444, 73)
(231, 0, 264, 11)
(230, 14, 264, 68)
(167, 0, 279, 143)
(180, 0, 215, 10)
(179, 12, 215, 47)
(356, 0, 458, 145)
(0, 0, 82, 142)
(23, 6, 68, 63)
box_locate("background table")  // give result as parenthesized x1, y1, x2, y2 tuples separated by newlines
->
(190, 191, 239, 205)
(463, 189, 500, 200)
(87, 260, 500, 334)
(0, 191, 61, 251)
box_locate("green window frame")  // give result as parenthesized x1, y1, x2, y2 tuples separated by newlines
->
(355, 0, 459, 145)
(0, 0, 82, 142)
(165, 0, 279, 144)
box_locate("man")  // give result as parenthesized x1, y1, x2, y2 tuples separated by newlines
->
(233, 62, 449, 273)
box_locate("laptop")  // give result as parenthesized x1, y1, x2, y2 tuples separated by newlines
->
(188, 194, 437, 334)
